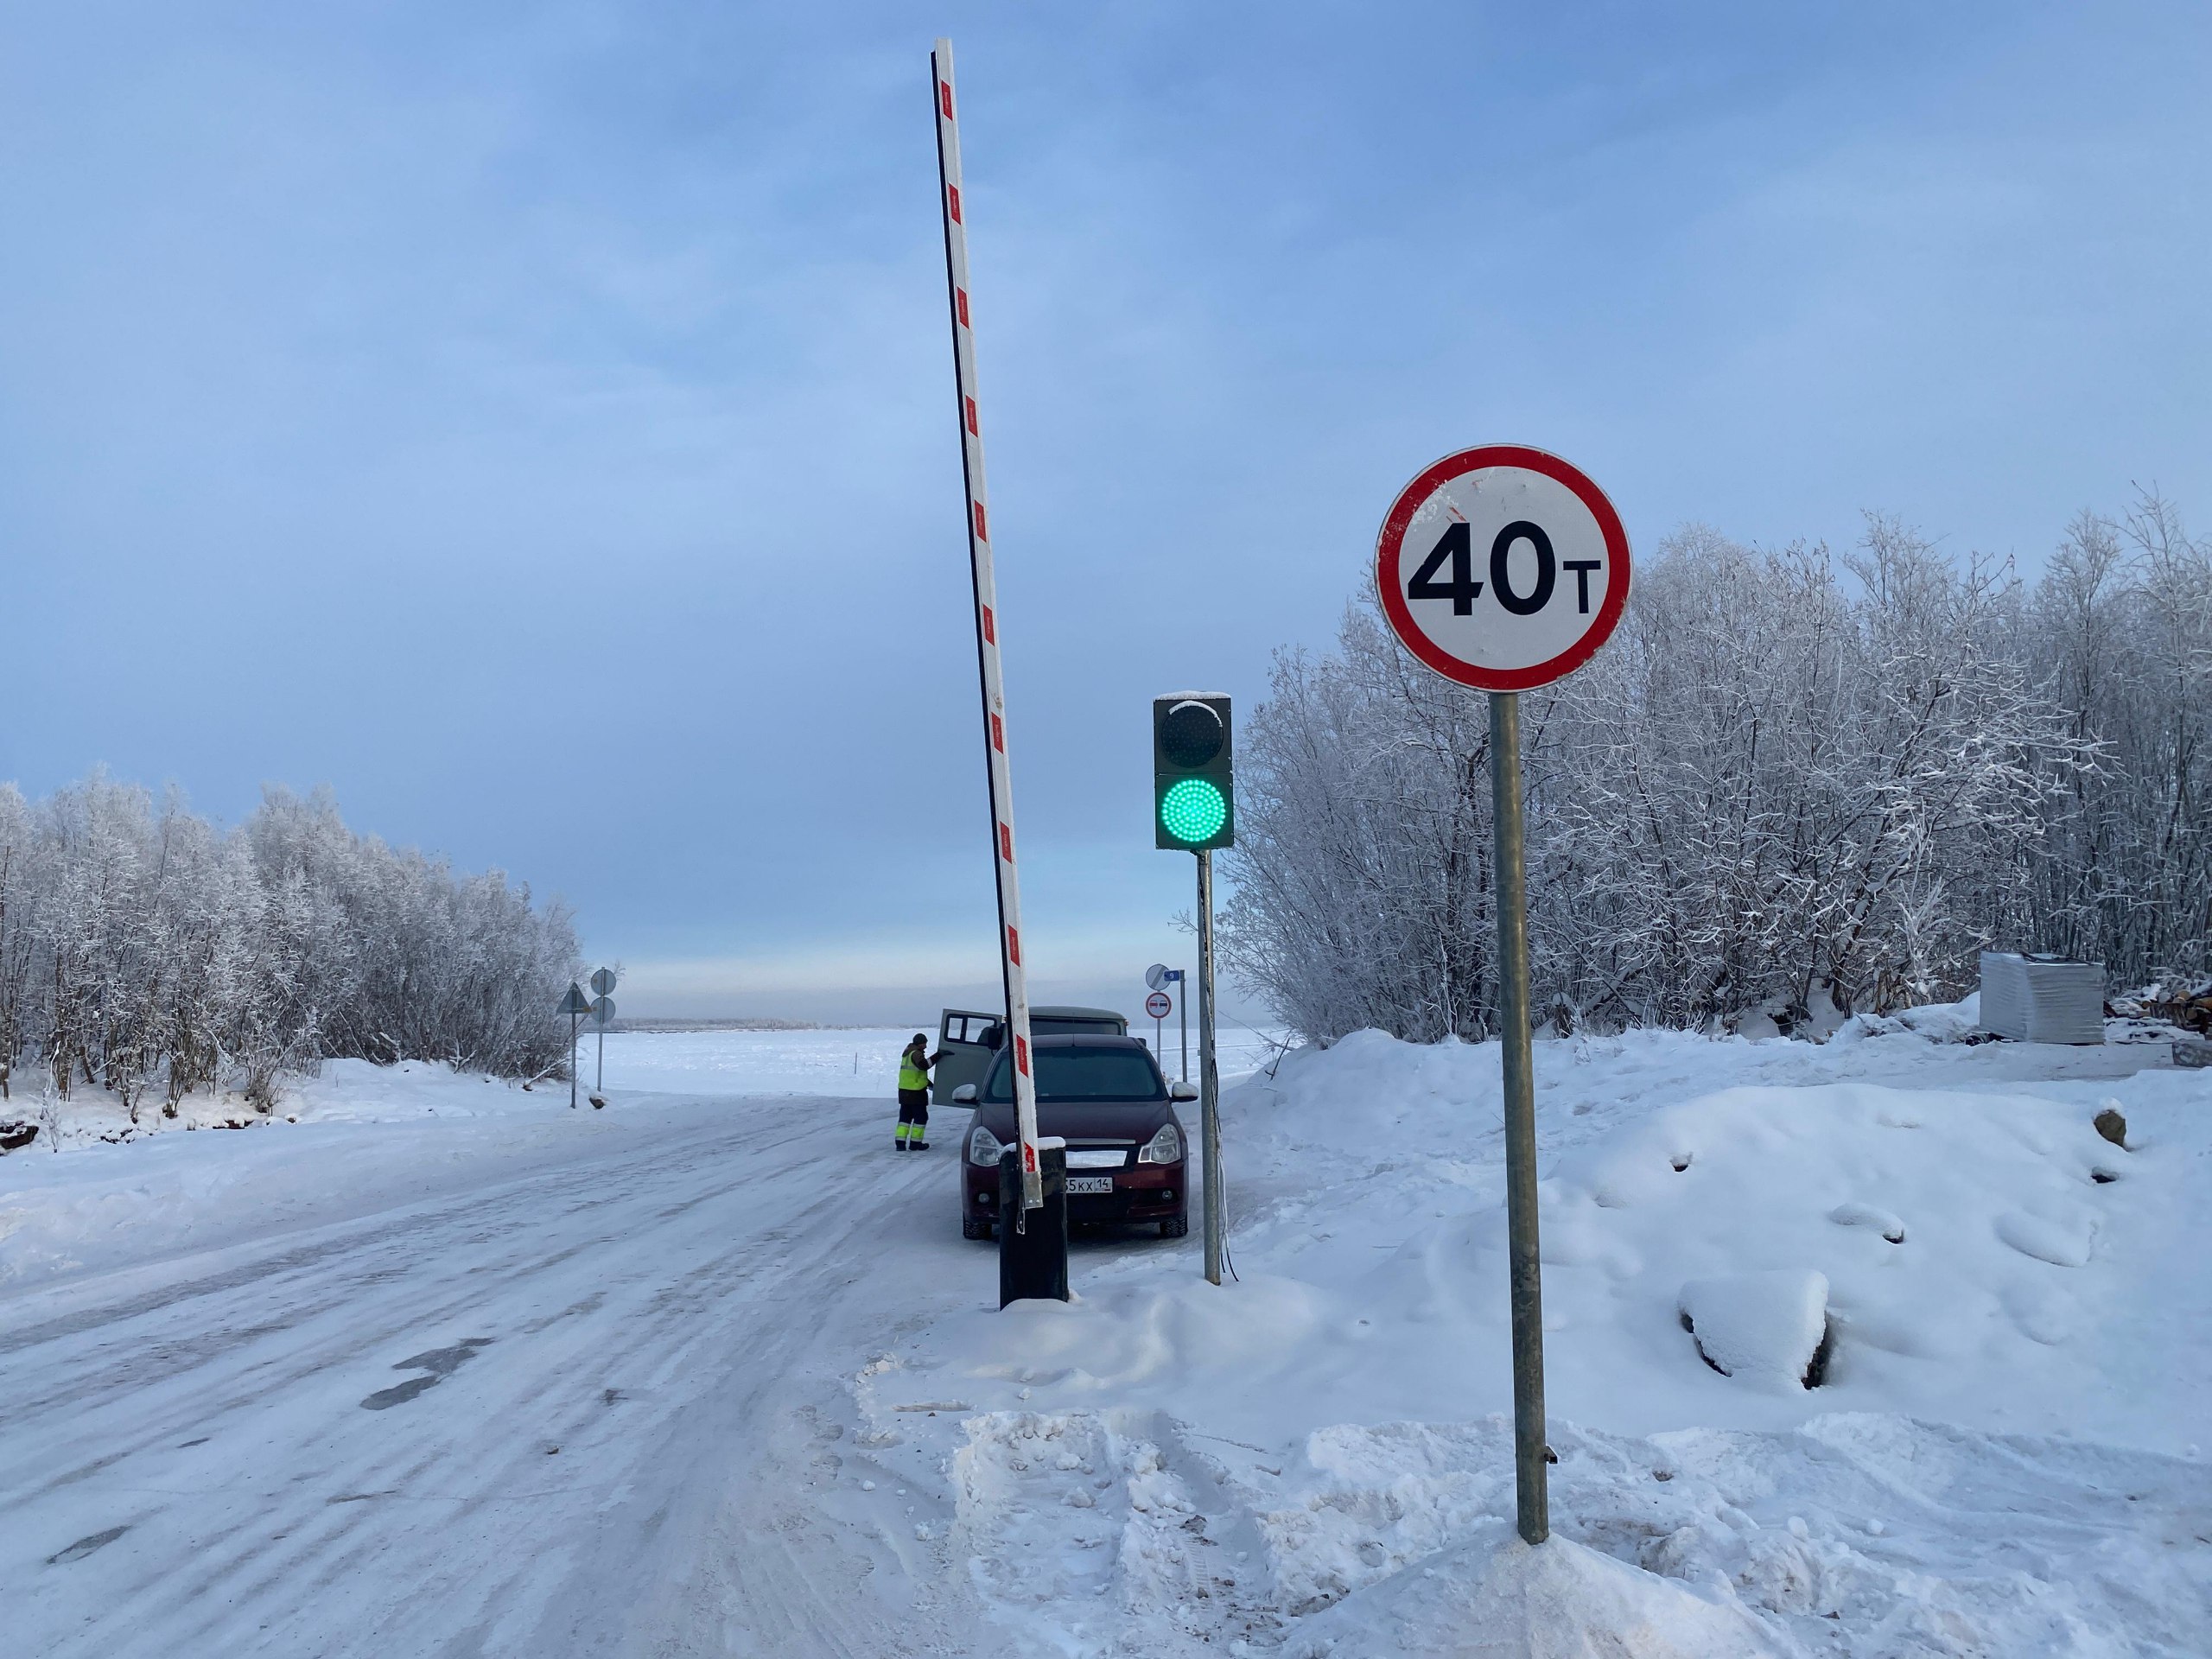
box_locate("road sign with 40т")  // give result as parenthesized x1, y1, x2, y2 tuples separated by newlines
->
(1375, 444, 1630, 692)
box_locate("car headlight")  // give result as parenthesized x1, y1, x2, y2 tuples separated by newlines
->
(1137, 1123, 1182, 1165)
(969, 1124, 1006, 1167)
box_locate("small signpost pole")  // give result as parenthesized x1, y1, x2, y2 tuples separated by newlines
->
(1372, 443, 1633, 1548)
(1178, 970, 1188, 1084)
(1147, 988, 1173, 1059)
(558, 981, 592, 1110)
(1146, 963, 1188, 1082)
(594, 1003, 607, 1096)
(589, 967, 618, 1106)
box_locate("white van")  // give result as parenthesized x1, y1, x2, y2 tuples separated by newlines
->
(931, 1004, 1128, 1104)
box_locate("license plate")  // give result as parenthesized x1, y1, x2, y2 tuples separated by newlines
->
(1065, 1175, 1115, 1195)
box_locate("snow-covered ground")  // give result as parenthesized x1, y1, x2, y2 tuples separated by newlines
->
(3, 1014, 2206, 1655)
(863, 1012, 2212, 1656)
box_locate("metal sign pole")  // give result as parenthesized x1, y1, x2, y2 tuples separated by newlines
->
(1179, 973, 1189, 1084)
(1489, 690, 1548, 1544)
(1372, 442, 1629, 1555)
(558, 981, 593, 1109)
(588, 969, 617, 1107)
(1196, 851, 1224, 1285)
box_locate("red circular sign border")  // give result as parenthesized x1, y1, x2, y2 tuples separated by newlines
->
(1145, 991, 1173, 1019)
(1374, 443, 1632, 692)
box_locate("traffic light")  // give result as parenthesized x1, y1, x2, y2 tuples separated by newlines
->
(1154, 694, 1234, 851)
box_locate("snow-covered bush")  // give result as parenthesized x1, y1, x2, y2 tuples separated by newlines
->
(1226, 493, 2209, 1042)
(0, 776, 579, 1113)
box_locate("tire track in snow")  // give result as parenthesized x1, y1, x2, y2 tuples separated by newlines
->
(2, 1096, 992, 1657)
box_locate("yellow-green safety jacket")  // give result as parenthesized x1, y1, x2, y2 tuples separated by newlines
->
(899, 1052, 930, 1092)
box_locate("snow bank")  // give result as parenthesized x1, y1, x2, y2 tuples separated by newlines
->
(918, 1055, 2196, 1446)
(922, 1405, 2210, 1657)
(868, 1016, 2211, 1653)
(1292, 1529, 1781, 1659)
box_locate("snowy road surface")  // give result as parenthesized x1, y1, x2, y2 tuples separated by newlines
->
(4, 1091, 1008, 1656)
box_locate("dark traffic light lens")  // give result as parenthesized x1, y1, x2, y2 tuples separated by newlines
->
(1160, 779, 1227, 843)
(1160, 700, 1224, 768)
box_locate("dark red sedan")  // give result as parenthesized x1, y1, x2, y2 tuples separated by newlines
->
(952, 1035, 1193, 1241)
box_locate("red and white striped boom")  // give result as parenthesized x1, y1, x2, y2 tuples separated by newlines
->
(931, 39, 1042, 1211)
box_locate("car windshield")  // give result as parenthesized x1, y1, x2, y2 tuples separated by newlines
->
(984, 1046, 1164, 1103)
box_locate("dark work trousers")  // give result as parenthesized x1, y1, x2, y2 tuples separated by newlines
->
(896, 1088, 929, 1130)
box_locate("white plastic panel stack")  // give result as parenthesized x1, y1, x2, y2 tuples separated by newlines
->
(1980, 952, 2106, 1045)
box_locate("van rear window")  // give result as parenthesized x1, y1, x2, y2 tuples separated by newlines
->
(985, 1046, 1164, 1103)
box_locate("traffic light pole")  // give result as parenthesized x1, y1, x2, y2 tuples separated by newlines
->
(1196, 850, 1224, 1287)
(1489, 690, 1548, 1544)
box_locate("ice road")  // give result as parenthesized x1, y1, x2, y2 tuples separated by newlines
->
(3, 1084, 999, 1656)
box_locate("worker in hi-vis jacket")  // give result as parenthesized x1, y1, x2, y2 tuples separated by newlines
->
(893, 1034, 944, 1150)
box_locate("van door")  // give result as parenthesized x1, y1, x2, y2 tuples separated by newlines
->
(934, 1008, 1004, 1106)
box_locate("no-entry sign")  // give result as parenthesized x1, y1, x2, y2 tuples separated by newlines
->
(1376, 444, 1630, 691)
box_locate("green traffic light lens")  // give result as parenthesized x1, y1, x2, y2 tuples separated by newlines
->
(1160, 779, 1227, 844)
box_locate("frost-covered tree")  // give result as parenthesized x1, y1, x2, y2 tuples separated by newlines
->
(2028, 493, 2212, 983)
(0, 775, 579, 1109)
(1227, 497, 2201, 1044)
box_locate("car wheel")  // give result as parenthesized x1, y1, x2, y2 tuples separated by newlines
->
(1160, 1216, 1188, 1239)
(963, 1217, 995, 1241)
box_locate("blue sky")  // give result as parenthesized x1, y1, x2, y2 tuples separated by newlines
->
(3, 2, 2207, 1023)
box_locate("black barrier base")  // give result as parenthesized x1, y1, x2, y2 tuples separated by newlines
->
(998, 1143, 1069, 1307)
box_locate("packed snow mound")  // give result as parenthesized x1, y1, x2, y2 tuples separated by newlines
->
(930, 1406, 2212, 1658)
(1677, 1271, 1831, 1390)
(1358, 1078, 2139, 1433)
(1289, 1529, 1783, 1658)
(948, 1271, 1334, 1397)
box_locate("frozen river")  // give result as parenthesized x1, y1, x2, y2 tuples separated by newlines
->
(589, 1024, 1289, 1098)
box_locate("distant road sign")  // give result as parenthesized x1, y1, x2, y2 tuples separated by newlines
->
(1145, 990, 1173, 1020)
(558, 982, 592, 1017)
(590, 967, 617, 997)
(592, 995, 616, 1026)
(1145, 963, 1169, 992)
(1375, 444, 1631, 692)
